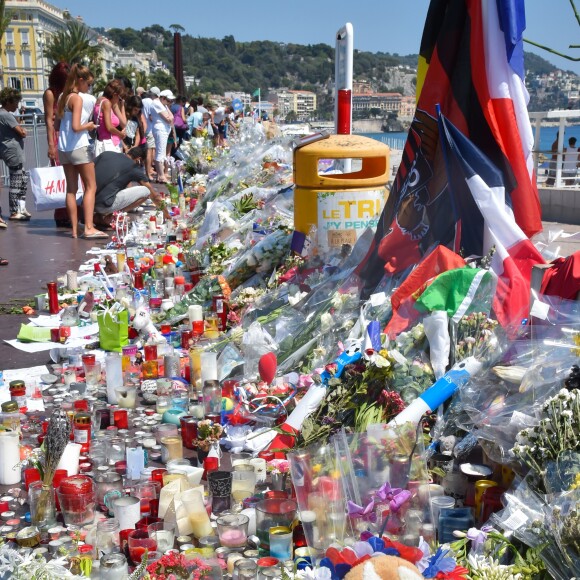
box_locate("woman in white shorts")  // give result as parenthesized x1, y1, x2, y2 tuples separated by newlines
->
(57, 64, 105, 239)
(150, 90, 174, 183)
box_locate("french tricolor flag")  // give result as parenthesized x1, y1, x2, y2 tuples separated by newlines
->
(438, 110, 545, 329)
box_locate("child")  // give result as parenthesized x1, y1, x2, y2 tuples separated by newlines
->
(0, 87, 30, 227)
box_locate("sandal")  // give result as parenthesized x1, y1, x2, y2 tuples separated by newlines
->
(0, 257, 7, 265)
(82, 230, 108, 239)
(0, 219, 6, 229)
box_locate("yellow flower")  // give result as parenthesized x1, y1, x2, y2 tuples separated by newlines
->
(379, 349, 389, 358)
(312, 464, 322, 474)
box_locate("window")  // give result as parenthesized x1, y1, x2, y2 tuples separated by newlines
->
(24, 77, 33, 90)
(9, 77, 21, 90)
(7, 51, 16, 69)
(5, 30, 13, 44)
(22, 51, 31, 69)
(20, 30, 29, 45)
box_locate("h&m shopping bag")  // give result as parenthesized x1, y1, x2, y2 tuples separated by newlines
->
(30, 166, 84, 211)
(97, 308, 129, 352)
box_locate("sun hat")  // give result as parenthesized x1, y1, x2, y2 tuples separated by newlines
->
(159, 89, 176, 100)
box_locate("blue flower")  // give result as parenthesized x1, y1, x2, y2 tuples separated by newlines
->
(319, 557, 352, 580)
(422, 548, 457, 578)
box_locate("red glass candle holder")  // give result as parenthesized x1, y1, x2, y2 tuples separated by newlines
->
(50, 328, 60, 342)
(114, 409, 129, 429)
(180, 416, 198, 449)
(115, 461, 127, 476)
(203, 457, 219, 480)
(144, 344, 157, 362)
(23, 467, 41, 491)
(128, 529, 157, 564)
(0, 501, 9, 514)
(82, 354, 96, 366)
(136, 516, 161, 531)
(151, 469, 167, 487)
(47, 281, 60, 314)
(181, 329, 193, 349)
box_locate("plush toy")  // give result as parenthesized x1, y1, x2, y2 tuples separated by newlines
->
(132, 305, 166, 345)
(344, 556, 425, 580)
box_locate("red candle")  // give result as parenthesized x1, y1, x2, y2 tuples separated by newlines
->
(133, 271, 144, 290)
(0, 502, 9, 514)
(180, 416, 198, 449)
(203, 457, 219, 480)
(23, 467, 41, 491)
(50, 328, 60, 342)
(82, 354, 96, 366)
(113, 409, 128, 429)
(59, 475, 93, 495)
(47, 281, 60, 314)
(151, 469, 167, 487)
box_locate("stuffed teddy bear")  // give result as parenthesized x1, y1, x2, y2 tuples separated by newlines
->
(345, 556, 425, 580)
(132, 305, 166, 345)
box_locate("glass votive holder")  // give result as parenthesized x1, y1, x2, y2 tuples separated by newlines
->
(131, 482, 158, 517)
(156, 396, 172, 416)
(172, 392, 189, 412)
(160, 436, 183, 463)
(147, 521, 176, 553)
(154, 423, 178, 444)
(96, 518, 120, 555)
(230, 452, 252, 468)
(217, 513, 249, 548)
(269, 526, 293, 561)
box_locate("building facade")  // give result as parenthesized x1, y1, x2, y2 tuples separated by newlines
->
(270, 89, 317, 121)
(352, 92, 403, 114)
(2, 0, 67, 108)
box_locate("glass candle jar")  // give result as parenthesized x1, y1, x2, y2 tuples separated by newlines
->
(160, 436, 183, 463)
(100, 553, 128, 580)
(96, 518, 120, 555)
(202, 380, 222, 416)
(217, 514, 250, 548)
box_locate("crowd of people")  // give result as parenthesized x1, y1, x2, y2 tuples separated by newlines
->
(0, 61, 242, 262)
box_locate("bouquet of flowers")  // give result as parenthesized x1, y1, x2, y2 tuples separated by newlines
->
(146, 552, 213, 580)
(193, 420, 223, 453)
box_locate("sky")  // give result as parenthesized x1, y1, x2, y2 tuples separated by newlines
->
(49, 0, 580, 75)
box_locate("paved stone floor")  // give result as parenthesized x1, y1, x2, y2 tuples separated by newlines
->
(1, 186, 580, 370)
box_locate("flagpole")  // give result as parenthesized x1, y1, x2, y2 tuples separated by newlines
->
(258, 88, 261, 122)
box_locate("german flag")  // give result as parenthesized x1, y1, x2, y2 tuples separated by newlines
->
(358, 0, 542, 297)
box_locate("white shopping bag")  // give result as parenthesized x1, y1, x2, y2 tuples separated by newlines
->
(30, 166, 84, 211)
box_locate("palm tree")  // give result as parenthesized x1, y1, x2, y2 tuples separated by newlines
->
(45, 20, 102, 66)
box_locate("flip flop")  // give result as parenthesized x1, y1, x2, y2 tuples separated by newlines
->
(0, 257, 7, 265)
(82, 231, 108, 239)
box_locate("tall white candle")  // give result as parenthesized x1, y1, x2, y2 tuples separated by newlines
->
(0, 432, 20, 485)
(200, 352, 218, 383)
(56, 443, 82, 476)
(188, 304, 203, 325)
(106, 353, 123, 404)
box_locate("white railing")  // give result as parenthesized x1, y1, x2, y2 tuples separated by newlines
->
(530, 109, 580, 188)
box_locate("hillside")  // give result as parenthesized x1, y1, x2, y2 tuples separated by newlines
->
(98, 26, 568, 111)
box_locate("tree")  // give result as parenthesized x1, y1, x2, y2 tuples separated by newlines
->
(0, 0, 13, 46)
(149, 69, 177, 92)
(369, 107, 382, 118)
(285, 110, 298, 122)
(169, 24, 185, 34)
(45, 20, 102, 66)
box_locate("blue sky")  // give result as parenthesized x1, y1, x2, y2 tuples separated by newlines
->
(52, 0, 580, 74)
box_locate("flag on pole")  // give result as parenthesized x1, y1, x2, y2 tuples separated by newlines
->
(437, 110, 545, 329)
(358, 0, 542, 298)
(252, 89, 260, 97)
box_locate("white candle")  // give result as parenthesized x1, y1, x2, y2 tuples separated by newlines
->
(188, 304, 203, 325)
(105, 353, 123, 404)
(56, 443, 82, 476)
(0, 432, 20, 485)
(200, 352, 218, 383)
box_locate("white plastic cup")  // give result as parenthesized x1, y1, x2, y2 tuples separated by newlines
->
(431, 495, 455, 525)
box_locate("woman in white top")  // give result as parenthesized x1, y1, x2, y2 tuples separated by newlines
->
(57, 64, 104, 239)
(151, 90, 174, 183)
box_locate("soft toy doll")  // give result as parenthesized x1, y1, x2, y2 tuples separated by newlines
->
(132, 305, 166, 345)
(344, 556, 425, 580)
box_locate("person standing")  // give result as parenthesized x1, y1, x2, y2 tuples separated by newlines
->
(57, 64, 105, 239)
(0, 87, 30, 229)
(94, 79, 127, 154)
(141, 87, 159, 180)
(43, 62, 71, 227)
(151, 89, 174, 183)
(563, 136, 579, 184)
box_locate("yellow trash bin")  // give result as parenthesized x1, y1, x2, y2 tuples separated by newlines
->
(294, 134, 390, 253)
